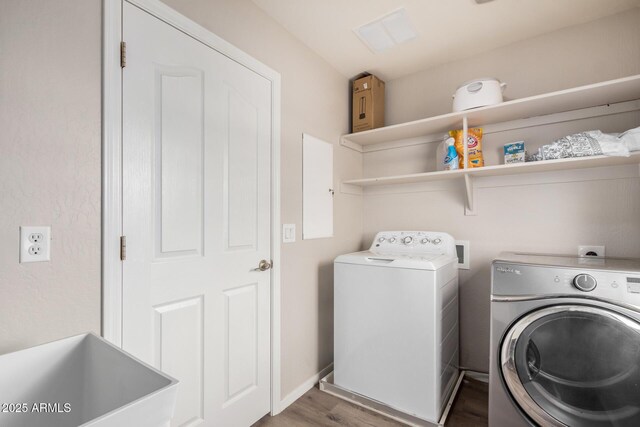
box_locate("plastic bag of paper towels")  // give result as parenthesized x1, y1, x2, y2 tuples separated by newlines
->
(594, 125, 640, 156)
(621, 126, 640, 152)
(544, 126, 640, 160)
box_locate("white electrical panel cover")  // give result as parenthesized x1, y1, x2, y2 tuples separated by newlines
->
(302, 134, 333, 239)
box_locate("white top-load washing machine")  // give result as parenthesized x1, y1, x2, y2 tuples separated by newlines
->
(334, 231, 459, 423)
(490, 253, 640, 427)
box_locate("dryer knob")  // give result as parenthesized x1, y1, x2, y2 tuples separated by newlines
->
(573, 274, 597, 292)
(389, 237, 396, 243)
(421, 238, 430, 244)
(402, 236, 413, 245)
(432, 238, 442, 245)
(378, 237, 386, 243)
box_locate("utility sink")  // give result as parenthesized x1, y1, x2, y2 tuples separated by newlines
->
(0, 333, 178, 427)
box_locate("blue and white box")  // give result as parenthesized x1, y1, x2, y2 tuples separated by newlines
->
(504, 141, 525, 164)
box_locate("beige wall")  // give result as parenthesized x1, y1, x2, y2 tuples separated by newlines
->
(3, 0, 638, 403)
(151, 0, 364, 398)
(386, 8, 640, 125)
(0, 1, 102, 354)
(364, 10, 640, 372)
(0, 0, 362, 400)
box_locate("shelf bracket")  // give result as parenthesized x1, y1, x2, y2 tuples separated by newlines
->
(340, 137, 364, 153)
(462, 116, 469, 171)
(464, 174, 476, 216)
(340, 181, 363, 196)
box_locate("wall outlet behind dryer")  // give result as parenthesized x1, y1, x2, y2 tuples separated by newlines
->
(578, 245, 605, 257)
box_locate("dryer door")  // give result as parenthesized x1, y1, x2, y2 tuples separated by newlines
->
(501, 304, 640, 427)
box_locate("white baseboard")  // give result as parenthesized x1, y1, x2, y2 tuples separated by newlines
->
(274, 365, 486, 415)
(463, 369, 489, 383)
(276, 364, 333, 413)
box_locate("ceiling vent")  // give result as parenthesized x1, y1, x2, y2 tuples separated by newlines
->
(354, 8, 418, 54)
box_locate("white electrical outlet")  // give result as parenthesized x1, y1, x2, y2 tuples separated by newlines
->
(578, 245, 605, 258)
(20, 226, 51, 263)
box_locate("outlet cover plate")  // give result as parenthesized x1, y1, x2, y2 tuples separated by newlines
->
(456, 240, 470, 269)
(282, 224, 296, 243)
(20, 226, 51, 263)
(578, 245, 605, 258)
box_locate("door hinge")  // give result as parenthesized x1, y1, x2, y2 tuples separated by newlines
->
(120, 41, 127, 68)
(120, 236, 127, 261)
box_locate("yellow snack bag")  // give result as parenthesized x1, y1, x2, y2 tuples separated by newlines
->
(449, 127, 484, 168)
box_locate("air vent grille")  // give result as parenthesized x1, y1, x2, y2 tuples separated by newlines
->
(354, 8, 418, 54)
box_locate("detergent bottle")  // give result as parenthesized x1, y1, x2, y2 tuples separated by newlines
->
(443, 137, 459, 170)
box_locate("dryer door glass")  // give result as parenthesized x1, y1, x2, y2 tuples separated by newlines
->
(501, 305, 640, 427)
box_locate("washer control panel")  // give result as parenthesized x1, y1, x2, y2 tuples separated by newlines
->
(371, 231, 456, 257)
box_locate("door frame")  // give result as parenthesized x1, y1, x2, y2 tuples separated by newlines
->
(102, 0, 283, 415)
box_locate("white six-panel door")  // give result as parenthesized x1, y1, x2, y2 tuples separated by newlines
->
(122, 3, 272, 426)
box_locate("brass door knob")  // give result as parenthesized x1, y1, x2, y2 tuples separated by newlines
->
(254, 260, 272, 271)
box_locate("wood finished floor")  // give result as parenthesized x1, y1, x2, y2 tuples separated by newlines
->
(253, 377, 488, 427)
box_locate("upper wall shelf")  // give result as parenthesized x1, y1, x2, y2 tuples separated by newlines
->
(341, 74, 640, 150)
(340, 74, 640, 214)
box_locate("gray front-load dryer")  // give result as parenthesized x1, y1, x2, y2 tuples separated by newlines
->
(489, 253, 640, 427)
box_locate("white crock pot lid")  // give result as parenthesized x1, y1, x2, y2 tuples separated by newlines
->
(456, 77, 502, 90)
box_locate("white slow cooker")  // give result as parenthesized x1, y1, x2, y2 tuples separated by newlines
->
(452, 78, 506, 112)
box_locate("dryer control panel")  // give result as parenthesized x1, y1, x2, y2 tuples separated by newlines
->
(492, 257, 640, 309)
(370, 231, 456, 257)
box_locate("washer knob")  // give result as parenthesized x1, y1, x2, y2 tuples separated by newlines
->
(432, 238, 442, 245)
(378, 237, 385, 243)
(402, 236, 413, 245)
(421, 238, 430, 244)
(389, 237, 396, 243)
(573, 274, 597, 292)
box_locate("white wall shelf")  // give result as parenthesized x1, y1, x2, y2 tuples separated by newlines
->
(344, 153, 640, 214)
(344, 152, 640, 187)
(340, 74, 640, 214)
(341, 74, 640, 151)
